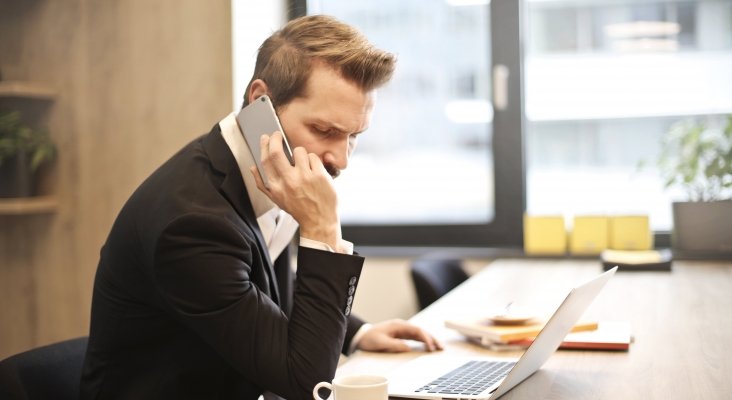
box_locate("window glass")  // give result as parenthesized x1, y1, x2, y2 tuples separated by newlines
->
(525, 0, 732, 230)
(307, 0, 494, 225)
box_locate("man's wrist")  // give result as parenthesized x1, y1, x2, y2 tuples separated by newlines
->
(300, 223, 343, 252)
(348, 323, 372, 354)
(300, 237, 354, 255)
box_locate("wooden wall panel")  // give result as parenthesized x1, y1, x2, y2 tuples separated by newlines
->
(0, 0, 232, 359)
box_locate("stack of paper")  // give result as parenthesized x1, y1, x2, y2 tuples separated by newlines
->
(445, 318, 631, 351)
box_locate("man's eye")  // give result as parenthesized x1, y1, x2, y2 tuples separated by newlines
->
(315, 127, 336, 137)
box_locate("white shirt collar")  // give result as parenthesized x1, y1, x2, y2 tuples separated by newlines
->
(219, 112, 275, 219)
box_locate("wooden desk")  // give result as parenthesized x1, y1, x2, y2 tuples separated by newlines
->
(338, 259, 732, 399)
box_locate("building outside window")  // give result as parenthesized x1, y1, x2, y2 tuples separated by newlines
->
(525, 0, 732, 231)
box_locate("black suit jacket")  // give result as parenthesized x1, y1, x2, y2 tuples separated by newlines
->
(80, 124, 365, 400)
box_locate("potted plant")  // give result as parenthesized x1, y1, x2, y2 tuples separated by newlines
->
(0, 109, 57, 198)
(657, 114, 732, 257)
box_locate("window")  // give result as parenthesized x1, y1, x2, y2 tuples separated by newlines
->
(285, 0, 732, 248)
(299, 0, 524, 247)
(524, 0, 732, 232)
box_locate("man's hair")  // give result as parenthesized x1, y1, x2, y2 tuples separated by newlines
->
(242, 15, 396, 108)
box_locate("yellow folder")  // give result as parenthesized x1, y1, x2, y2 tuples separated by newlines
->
(570, 216, 609, 255)
(609, 215, 652, 250)
(524, 214, 566, 255)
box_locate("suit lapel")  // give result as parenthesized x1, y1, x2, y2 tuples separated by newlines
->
(201, 125, 280, 304)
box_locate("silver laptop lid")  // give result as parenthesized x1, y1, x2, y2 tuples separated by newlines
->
(489, 266, 617, 399)
(387, 267, 617, 400)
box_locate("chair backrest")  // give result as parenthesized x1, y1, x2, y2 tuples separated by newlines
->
(0, 337, 88, 400)
(410, 257, 469, 310)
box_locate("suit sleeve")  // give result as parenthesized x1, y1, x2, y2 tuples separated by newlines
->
(343, 314, 365, 354)
(276, 246, 366, 356)
(152, 213, 364, 400)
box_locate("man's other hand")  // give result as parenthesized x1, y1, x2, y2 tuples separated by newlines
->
(356, 319, 443, 353)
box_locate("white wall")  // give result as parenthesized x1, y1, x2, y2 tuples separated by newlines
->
(352, 257, 491, 322)
(350, 258, 420, 322)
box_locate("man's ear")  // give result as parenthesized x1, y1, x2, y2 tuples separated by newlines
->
(248, 79, 269, 104)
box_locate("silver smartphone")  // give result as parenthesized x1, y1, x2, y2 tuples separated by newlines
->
(235, 95, 294, 187)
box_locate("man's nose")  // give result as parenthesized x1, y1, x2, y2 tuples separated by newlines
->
(324, 137, 351, 171)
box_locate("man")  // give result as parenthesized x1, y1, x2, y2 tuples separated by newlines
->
(80, 15, 440, 400)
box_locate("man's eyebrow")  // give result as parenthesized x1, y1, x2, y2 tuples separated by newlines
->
(311, 119, 345, 131)
(311, 119, 366, 135)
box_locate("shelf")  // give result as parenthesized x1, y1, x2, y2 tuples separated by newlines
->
(0, 81, 58, 216)
(0, 196, 58, 215)
(0, 81, 56, 100)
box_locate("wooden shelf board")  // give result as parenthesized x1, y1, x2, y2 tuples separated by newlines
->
(0, 81, 56, 100)
(0, 196, 58, 215)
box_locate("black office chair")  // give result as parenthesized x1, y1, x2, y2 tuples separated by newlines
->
(410, 257, 469, 310)
(0, 337, 88, 400)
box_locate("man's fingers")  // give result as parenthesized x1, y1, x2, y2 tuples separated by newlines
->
(250, 166, 268, 192)
(308, 153, 329, 175)
(422, 334, 443, 351)
(292, 146, 310, 172)
(414, 329, 442, 351)
(389, 321, 442, 352)
(259, 133, 270, 162)
(267, 132, 289, 166)
(402, 328, 438, 351)
(384, 338, 411, 353)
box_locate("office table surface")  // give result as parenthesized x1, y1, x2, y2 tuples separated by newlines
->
(338, 258, 732, 399)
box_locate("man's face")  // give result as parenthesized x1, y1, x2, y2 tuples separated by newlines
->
(276, 63, 375, 178)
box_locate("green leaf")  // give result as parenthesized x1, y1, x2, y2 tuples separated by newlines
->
(656, 115, 732, 201)
(0, 109, 57, 170)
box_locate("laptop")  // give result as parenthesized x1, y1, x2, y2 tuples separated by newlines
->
(388, 267, 617, 399)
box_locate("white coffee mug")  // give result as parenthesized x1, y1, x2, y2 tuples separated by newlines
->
(312, 374, 388, 400)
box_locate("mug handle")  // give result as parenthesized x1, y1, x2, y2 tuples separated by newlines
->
(312, 381, 333, 400)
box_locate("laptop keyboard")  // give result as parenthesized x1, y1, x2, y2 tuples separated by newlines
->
(414, 360, 515, 396)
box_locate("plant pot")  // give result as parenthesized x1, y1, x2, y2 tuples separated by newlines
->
(0, 152, 33, 198)
(672, 201, 732, 257)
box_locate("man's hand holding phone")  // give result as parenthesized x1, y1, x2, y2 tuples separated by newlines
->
(251, 132, 344, 253)
(238, 95, 344, 252)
